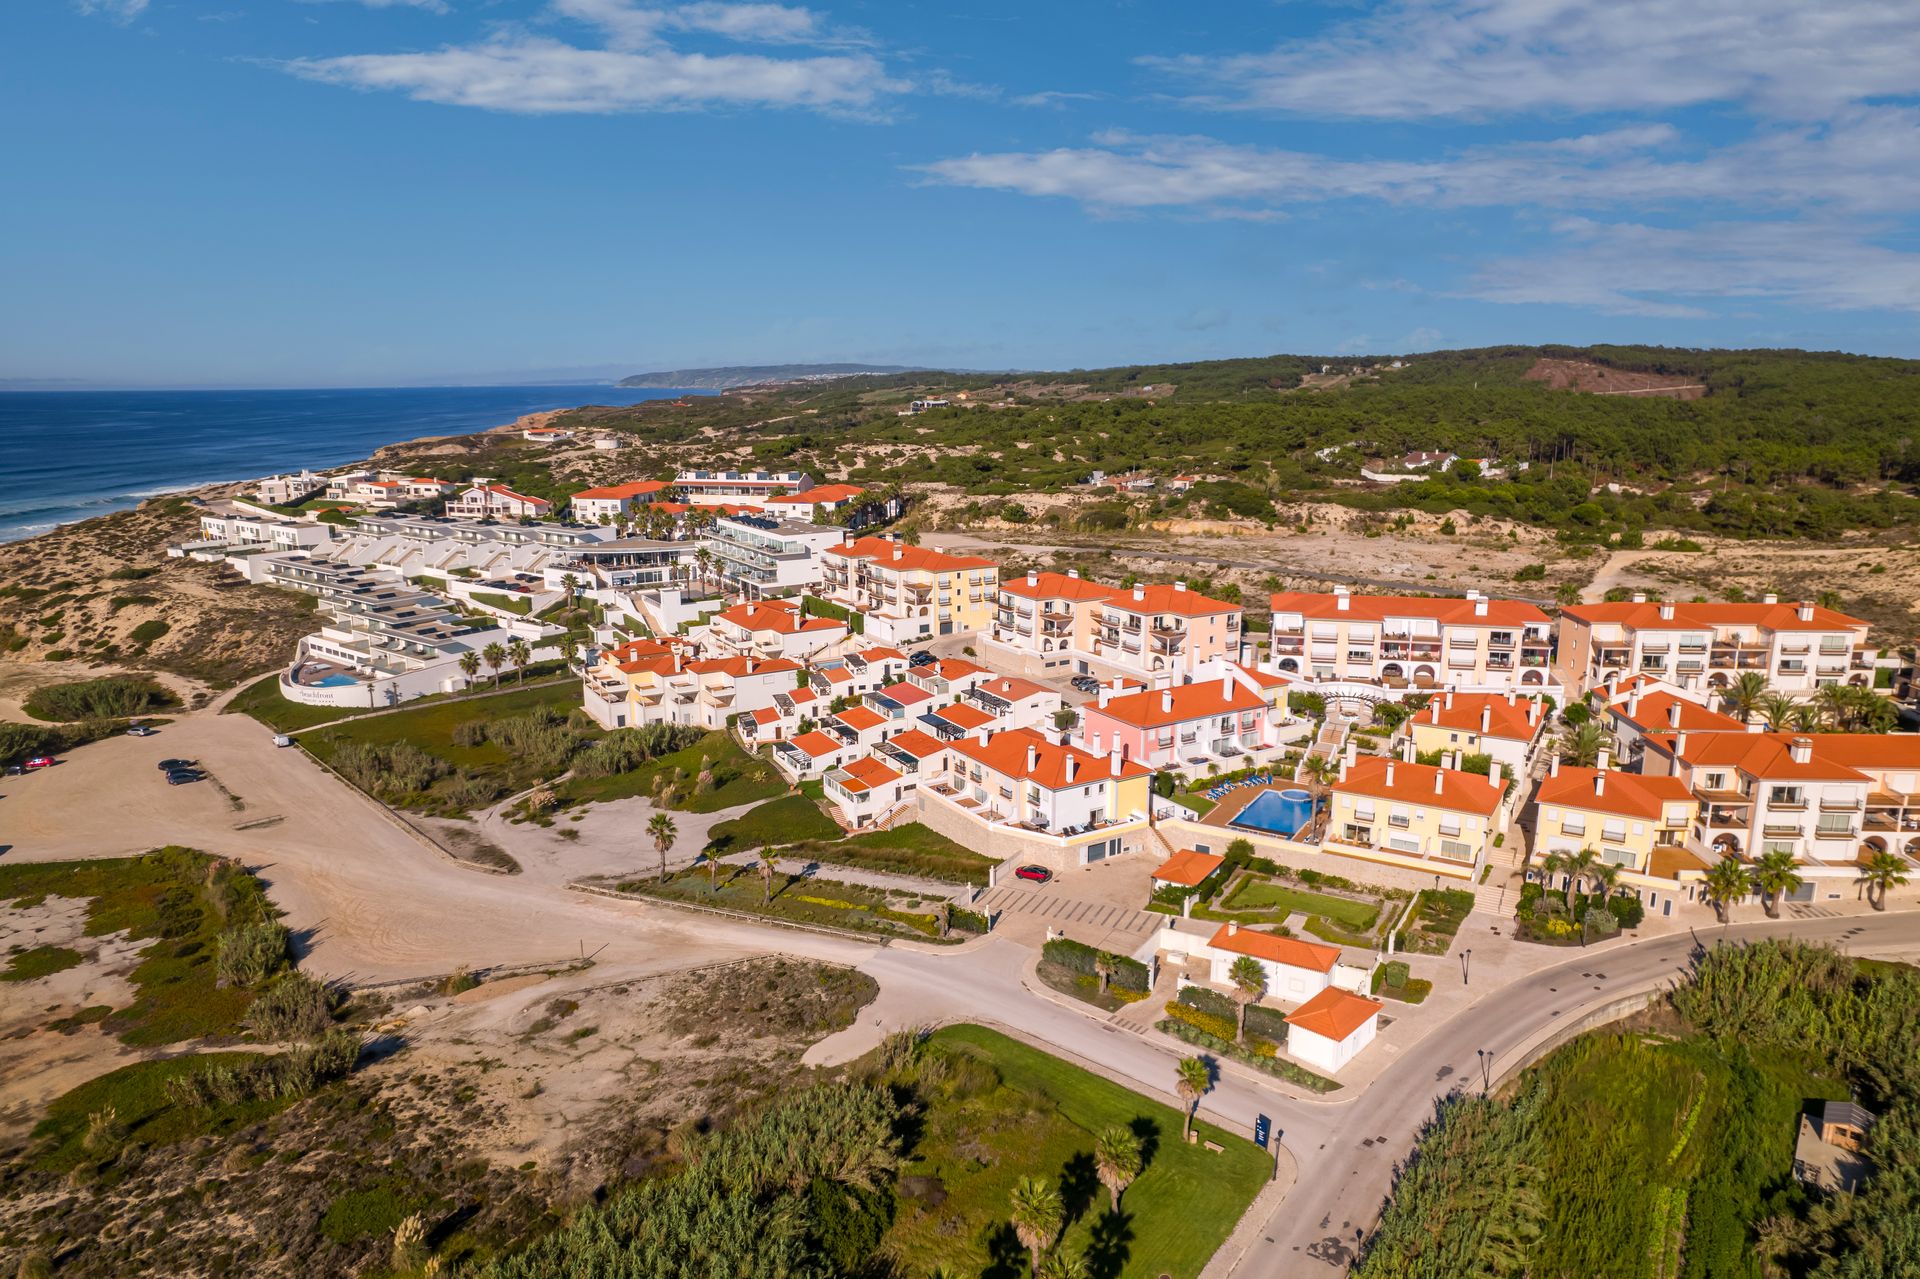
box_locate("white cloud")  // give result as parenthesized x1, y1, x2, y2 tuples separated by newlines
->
(1012, 90, 1102, 109)
(1148, 0, 1920, 120)
(281, 1, 900, 114)
(72, 0, 147, 22)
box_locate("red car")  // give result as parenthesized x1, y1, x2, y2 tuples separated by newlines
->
(24, 756, 56, 769)
(1014, 864, 1052, 884)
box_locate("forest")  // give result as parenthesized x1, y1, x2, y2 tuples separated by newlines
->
(555, 345, 1920, 541)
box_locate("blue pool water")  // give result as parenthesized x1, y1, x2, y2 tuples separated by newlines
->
(1232, 788, 1315, 837)
(313, 674, 361, 688)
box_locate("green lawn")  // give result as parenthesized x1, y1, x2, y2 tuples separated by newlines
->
(560, 731, 786, 812)
(30, 1053, 287, 1172)
(890, 1025, 1270, 1279)
(703, 800, 999, 885)
(469, 590, 533, 616)
(224, 676, 371, 732)
(1220, 878, 1379, 930)
(2, 944, 85, 982)
(704, 793, 844, 849)
(613, 863, 955, 941)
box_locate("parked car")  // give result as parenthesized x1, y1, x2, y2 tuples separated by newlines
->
(1013, 864, 1052, 884)
(4, 764, 24, 776)
(158, 759, 194, 772)
(1070, 675, 1101, 694)
(24, 756, 56, 770)
(126, 724, 155, 737)
(165, 771, 202, 786)
(272, 734, 294, 748)
(908, 650, 938, 668)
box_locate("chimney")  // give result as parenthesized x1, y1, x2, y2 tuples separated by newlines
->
(1337, 758, 1349, 782)
(1065, 756, 1079, 783)
(1089, 730, 1102, 753)
(1026, 743, 1038, 773)
(1659, 602, 1675, 620)
(1335, 586, 1351, 612)
(1597, 748, 1611, 772)
(973, 727, 990, 746)
(1027, 570, 1038, 587)
(1098, 685, 1112, 709)
(1175, 581, 1187, 592)
(1344, 740, 1357, 768)
(1593, 770, 1607, 796)
(1632, 592, 1647, 603)
(893, 544, 903, 561)
(1474, 596, 1488, 618)
(1434, 767, 1445, 795)
(1132, 585, 1145, 603)
(673, 651, 683, 673)
(1480, 705, 1491, 733)
(1549, 756, 1560, 778)
(1161, 690, 1173, 714)
(1763, 592, 1778, 605)
(1746, 719, 1764, 734)
(1505, 688, 1516, 706)
(1227, 921, 1239, 938)
(1790, 736, 1813, 764)
(1402, 739, 1416, 763)
(1668, 701, 1682, 728)
(1627, 690, 1641, 717)
(1673, 730, 1687, 757)
(1529, 698, 1541, 725)
(1445, 689, 1455, 710)
(1067, 568, 1080, 579)
(1798, 601, 1814, 622)
(1385, 760, 1396, 786)
(1221, 671, 1234, 698)
(1109, 747, 1123, 777)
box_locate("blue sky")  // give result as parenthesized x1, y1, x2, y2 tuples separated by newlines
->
(6, 0, 1920, 387)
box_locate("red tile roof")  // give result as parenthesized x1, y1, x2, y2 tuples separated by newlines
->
(1563, 600, 1867, 633)
(882, 729, 947, 760)
(572, 480, 667, 500)
(947, 727, 1150, 790)
(1086, 678, 1266, 729)
(933, 702, 996, 731)
(1102, 582, 1239, 617)
(878, 681, 933, 706)
(1284, 986, 1382, 1041)
(686, 655, 801, 678)
(1152, 849, 1224, 887)
(1536, 766, 1694, 821)
(1207, 924, 1340, 973)
(1333, 756, 1506, 816)
(1608, 690, 1744, 735)
(715, 600, 847, 636)
(834, 705, 886, 732)
(1269, 590, 1547, 628)
(835, 755, 901, 793)
(788, 731, 845, 759)
(824, 536, 996, 574)
(975, 675, 1052, 702)
(1669, 731, 1912, 781)
(1418, 692, 1547, 741)
(766, 483, 864, 506)
(1000, 571, 1119, 603)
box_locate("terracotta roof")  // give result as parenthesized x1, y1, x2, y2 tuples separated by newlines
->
(765, 483, 864, 506)
(686, 655, 800, 678)
(787, 731, 845, 759)
(932, 657, 989, 680)
(1102, 582, 1240, 617)
(856, 645, 906, 662)
(834, 705, 886, 733)
(1793, 734, 1920, 772)
(467, 484, 549, 507)
(715, 600, 847, 636)
(572, 480, 667, 501)
(878, 681, 932, 706)
(1608, 691, 1744, 735)
(1207, 924, 1340, 973)
(931, 702, 995, 731)
(836, 755, 901, 793)
(1152, 849, 1225, 887)
(947, 727, 1150, 790)
(881, 729, 947, 760)
(1270, 590, 1548, 628)
(1536, 767, 1694, 821)
(1333, 756, 1506, 816)
(1670, 732, 1872, 782)
(819, 666, 853, 685)
(1285, 986, 1383, 1041)
(1563, 600, 1867, 633)
(1000, 571, 1120, 603)
(1418, 692, 1547, 742)
(1087, 678, 1266, 729)
(750, 707, 781, 724)
(824, 536, 996, 574)
(975, 675, 1052, 702)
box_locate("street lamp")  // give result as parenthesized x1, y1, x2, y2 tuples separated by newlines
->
(1477, 1048, 1492, 1093)
(1461, 947, 1472, 986)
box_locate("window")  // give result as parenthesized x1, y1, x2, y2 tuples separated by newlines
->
(1762, 840, 1796, 857)
(1389, 836, 1421, 853)
(1816, 813, 1853, 836)
(1602, 821, 1627, 843)
(1438, 839, 1473, 861)
(1601, 847, 1637, 867)
(1343, 824, 1373, 844)
(1562, 816, 1587, 837)
(1768, 786, 1806, 808)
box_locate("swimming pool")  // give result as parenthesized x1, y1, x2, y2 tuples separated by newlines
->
(312, 673, 362, 688)
(1230, 788, 1315, 838)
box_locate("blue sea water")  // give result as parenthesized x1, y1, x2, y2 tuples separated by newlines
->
(0, 385, 702, 543)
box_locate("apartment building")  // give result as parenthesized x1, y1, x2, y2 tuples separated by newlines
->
(961, 676, 1062, 732)
(772, 729, 855, 782)
(581, 646, 800, 731)
(570, 480, 668, 523)
(927, 727, 1153, 841)
(1406, 690, 1548, 775)
(1077, 668, 1282, 773)
(673, 469, 814, 504)
(1558, 595, 1874, 698)
(1532, 759, 1697, 878)
(254, 470, 325, 506)
(706, 599, 848, 661)
(761, 484, 866, 522)
(446, 484, 552, 521)
(823, 729, 951, 828)
(1266, 587, 1554, 690)
(188, 511, 335, 555)
(325, 475, 458, 509)
(1089, 582, 1244, 682)
(740, 686, 822, 745)
(989, 570, 1125, 672)
(809, 647, 910, 700)
(1604, 686, 1744, 765)
(704, 513, 847, 598)
(1326, 747, 1508, 869)
(818, 535, 999, 644)
(548, 537, 692, 592)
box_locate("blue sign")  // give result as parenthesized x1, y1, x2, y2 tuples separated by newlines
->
(1253, 1114, 1271, 1149)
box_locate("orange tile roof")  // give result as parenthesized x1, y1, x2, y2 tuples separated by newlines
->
(824, 536, 997, 574)
(1269, 590, 1547, 628)
(750, 706, 782, 724)
(1333, 756, 1507, 816)
(1086, 678, 1266, 729)
(1102, 582, 1240, 617)
(1284, 986, 1383, 1041)
(882, 729, 947, 760)
(975, 675, 1053, 701)
(1670, 732, 1872, 782)
(1536, 766, 1694, 821)
(686, 655, 800, 678)
(819, 667, 853, 684)
(715, 600, 848, 636)
(765, 483, 864, 506)
(836, 755, 901, 793)
(932, 657, 990, 680)
(948, 727, 1150, 790)
(834, 705, 886, 732)
(1608, 691, 1743, 735)
(1152, 849, 1225, 887)
(856, 645, 907, 662)
(879, 681, 932, 705)
(572, 480, 667, 500)
(933, 702, 996, 731)
(788, 731, 845, 759)
(1000, 571, 1119, 603)
(1418, 692, 1547, 741)
(1563, 600, 1867, 633)
(1207, 924, 1340, 973)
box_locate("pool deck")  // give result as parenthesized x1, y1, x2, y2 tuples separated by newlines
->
(1200, 782, 1293, 829)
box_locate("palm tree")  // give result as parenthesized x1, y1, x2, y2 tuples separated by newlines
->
(458, 651, 481, 688)
(1751, 848, 1803, 918)
(1587, 859, 1622, 910)
(1556, 721, 1609, 768)
(1036, 1251, 1088, 1279)
(1788, 704, 1822, 732)
(1093, 951, 1116, 996)
(1093, 1125, 1142, 1214)
(1812, 683, 1853, 730)
(694, 547, 714, 591)
(1721, 672, 1770, 723)
(1174, 1056, 1211, 1143)
(561, 573, 581, 610)
(507, 637, 531, 684)
(482, 641, 507, 688)
(1755, 693, 1798, 731)
(647, 813, 677, 883)
(1702, 856, 1750, 923)
(758, 842, 779, 904)
(1008, 1177, 1064, 1279)
(1555, 847, 1600, 914)
(1228, 955, 1267, 1044)
(1856, 850, 1910, 911)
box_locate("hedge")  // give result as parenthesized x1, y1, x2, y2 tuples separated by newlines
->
(1176, 986, 1290, 1042)
(1041, 938, 1149, 992)
(950, 907, 989, 935)
(1157, 1018, 1340, 1093)
(1164, 999, 1239, 1042)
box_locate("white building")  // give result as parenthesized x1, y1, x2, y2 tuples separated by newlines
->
(255, 470, 325, 507)
(704, 513, 846, 598)
(446, 484, 553, 521)
(674, 469, 814, 504)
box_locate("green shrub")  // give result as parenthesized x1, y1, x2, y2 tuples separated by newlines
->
(1607, 894, 1645, 929)
(129, 619, 172, 645)
(1382, 961, 1410, 989)
(1041, 938, 1149, 992)
(23, 675, 179, 722)
(243, 972, 338, 1040)
(216, 920, 291, 989)
(1164, 1000, 1239, 1041)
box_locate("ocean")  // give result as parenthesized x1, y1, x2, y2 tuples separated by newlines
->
(0, 385, 700, 543)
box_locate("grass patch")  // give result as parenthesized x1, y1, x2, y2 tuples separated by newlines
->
(1220, 878, 1380, 930)
(703, 804, 998, 886)
(705, 794, 843, 849)
(223, 676, 372, 732)
(321, 1177, 437, 1243)
(469, 590, 534, 616)
(560, 730, 785, 812)
(889, 1025, 1270, 1279)
(2, 944, 85, 982)
(1035, 958, 1143, 1012)
(31, 1053, 287, 1172)
(612, 864, 957, 941)
(1398, 888, 1474, 955)
(23, 674, 180, 722)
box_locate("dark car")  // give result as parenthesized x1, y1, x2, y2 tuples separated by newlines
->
(1013, 864, 1053, 884)
(1070, 675, 1101, 694)
(165, 770, 202, 786)
(908, 650, 938, 668)
(158, 758, 194, 772)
